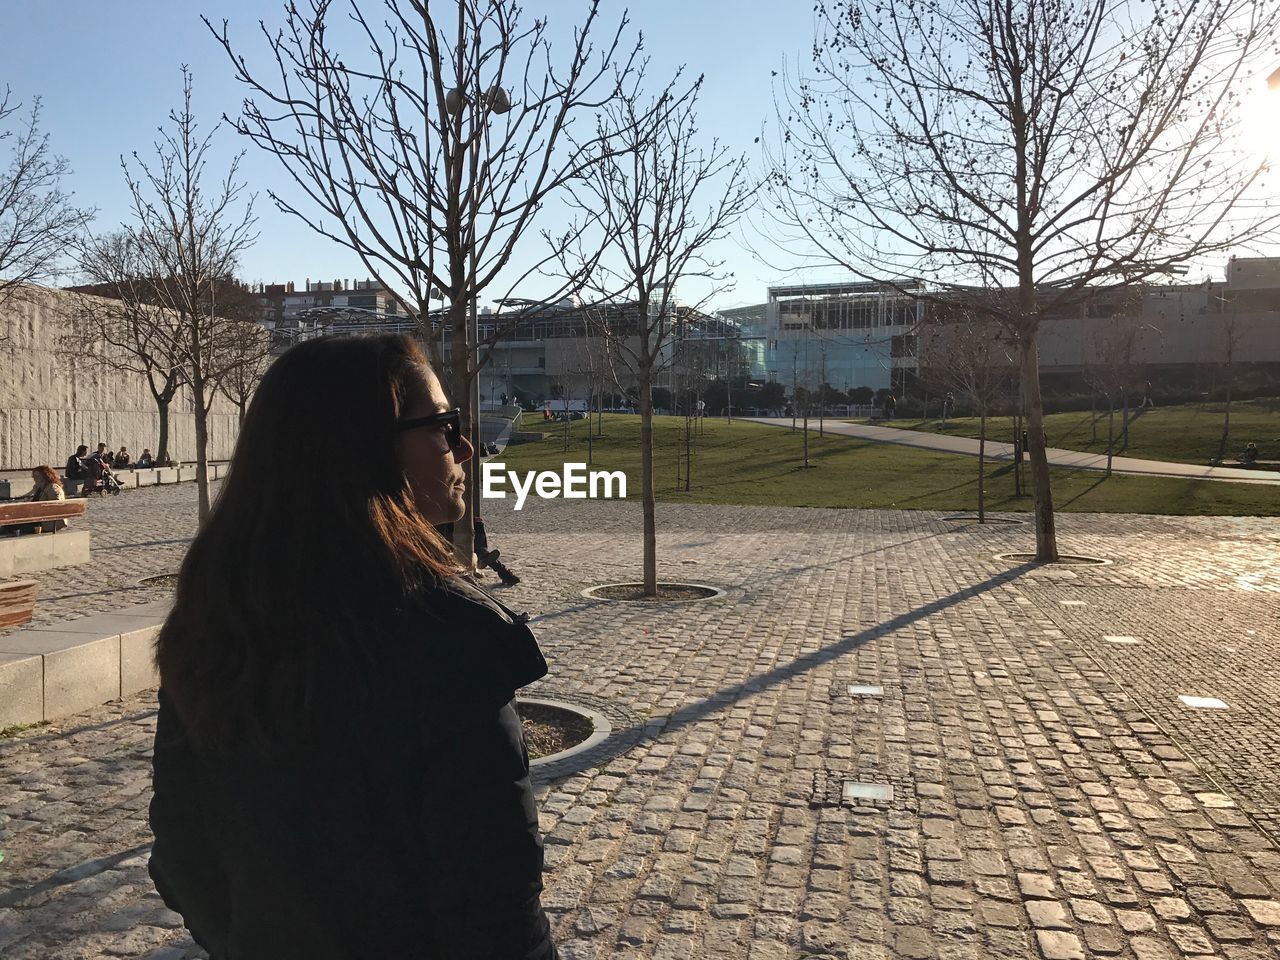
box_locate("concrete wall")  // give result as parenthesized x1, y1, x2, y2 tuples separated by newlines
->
(0, 285, 240, 470)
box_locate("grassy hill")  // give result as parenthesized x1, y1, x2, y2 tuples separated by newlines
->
(492, 414, 1279, 516)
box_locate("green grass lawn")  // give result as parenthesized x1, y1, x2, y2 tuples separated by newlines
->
(493, 414, 1278, 516)
(879, 400, 1280, 466)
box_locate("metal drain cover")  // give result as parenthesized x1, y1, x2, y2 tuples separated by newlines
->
(843, 781, 894, 802)
(847, 684, 884, 696)
(811, 768, 911, 809)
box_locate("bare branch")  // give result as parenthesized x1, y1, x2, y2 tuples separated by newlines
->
(0, 89, 95, 322)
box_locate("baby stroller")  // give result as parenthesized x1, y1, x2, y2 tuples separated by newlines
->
(80, 458, 123, 497)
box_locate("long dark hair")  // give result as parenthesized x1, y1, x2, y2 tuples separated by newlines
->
(156, 334, 459, 754)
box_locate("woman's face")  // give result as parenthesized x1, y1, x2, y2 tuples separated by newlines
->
(396, 364, 473, 525)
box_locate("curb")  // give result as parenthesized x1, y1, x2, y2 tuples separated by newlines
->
(0, 599, 171, 729)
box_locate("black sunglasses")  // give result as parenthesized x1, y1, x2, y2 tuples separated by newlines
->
(395, 408, 465, 449)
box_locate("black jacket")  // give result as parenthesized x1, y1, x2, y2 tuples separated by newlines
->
(148, 578, 558, 959)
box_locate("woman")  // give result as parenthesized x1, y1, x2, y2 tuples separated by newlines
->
(13, 465, 68, 535)
(30, 465, 66, 502)
(149, 334, 558, 959)
(113, 447, 131, 470)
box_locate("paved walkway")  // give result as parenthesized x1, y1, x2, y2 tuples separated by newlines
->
(745, 418, 1280, 486)
(2, 485, 1279, 958)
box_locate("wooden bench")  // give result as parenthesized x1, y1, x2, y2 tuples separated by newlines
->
(0, 500, 87, 534)
(0, 579, 39, 628)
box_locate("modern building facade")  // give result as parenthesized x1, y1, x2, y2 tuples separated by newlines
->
(919, 256, 1280, 388)
(764, 281, 924, 393)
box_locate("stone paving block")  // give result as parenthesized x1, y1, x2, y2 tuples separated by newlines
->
(119, 625, 161, 696)
(0, 651, 43, 728)
(0, 529, 90, 578)
(0, 628, 120, 719)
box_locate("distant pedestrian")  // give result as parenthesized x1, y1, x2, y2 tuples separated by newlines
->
(1140, 380, 1154, 408)
(149, 333, 558, 959)
(65, 445, 89, 481)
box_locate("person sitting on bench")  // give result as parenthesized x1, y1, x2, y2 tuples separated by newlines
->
(65, 445, 89, 481)
(1241, 442, 1259, 465)
(7, 466, 68, 535)
(31, 465, 66, 503)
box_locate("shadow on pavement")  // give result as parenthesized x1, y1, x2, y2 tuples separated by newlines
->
(613, 561, 1040, 746)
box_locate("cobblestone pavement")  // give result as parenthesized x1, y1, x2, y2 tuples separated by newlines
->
(2, 485, 1279, 959)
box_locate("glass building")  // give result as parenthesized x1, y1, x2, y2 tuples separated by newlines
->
(766, 281, 923, 393)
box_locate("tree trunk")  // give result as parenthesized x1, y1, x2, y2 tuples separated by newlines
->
(1106, 400, 1115, 476)
(684, 414, 692, 492)
(1012, 409, 1022, 497)
(1120, 388, 1129, 451)
(1020, 335, 1058, 561)
(156, 398, 171, 466)
(802, 409, 810, 467)
(639, 371, 657, 596)
(1218, 380, 1233, 463)
(977, 409, 987, 523)
(448, 300, 475, 569)
(192, 372, 211, 523)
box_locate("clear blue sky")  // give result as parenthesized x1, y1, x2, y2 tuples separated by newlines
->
(5, 0, 842, 311)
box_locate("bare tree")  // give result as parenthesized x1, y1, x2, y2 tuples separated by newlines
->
(1214, 292, 1244, 464)
(1084, 337, 1126, 477)
(207, 0, 644, 564)
(769, 0, 1280, 560)
(71, 232, 187, 464)
(0, 89, 94, 319)
(122, 68, 258, 521)
(922, 307, 1013, 520)
(563, 77, 753, 595)
(216, 286, 275, 429)
(565, 323, 610, 463)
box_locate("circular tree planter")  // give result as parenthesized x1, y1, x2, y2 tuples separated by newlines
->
(581, 582, 725, 602)
(517, 697, 612, 768)
(940, 515, 1026, 525)
(136, 573, 180, 587)
(994, 553, 1112, 566)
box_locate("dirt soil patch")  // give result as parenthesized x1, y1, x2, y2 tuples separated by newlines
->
(997, 552, 1111, 565)
(518, 702, 594, 760)
(589, 582, 719, 601)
